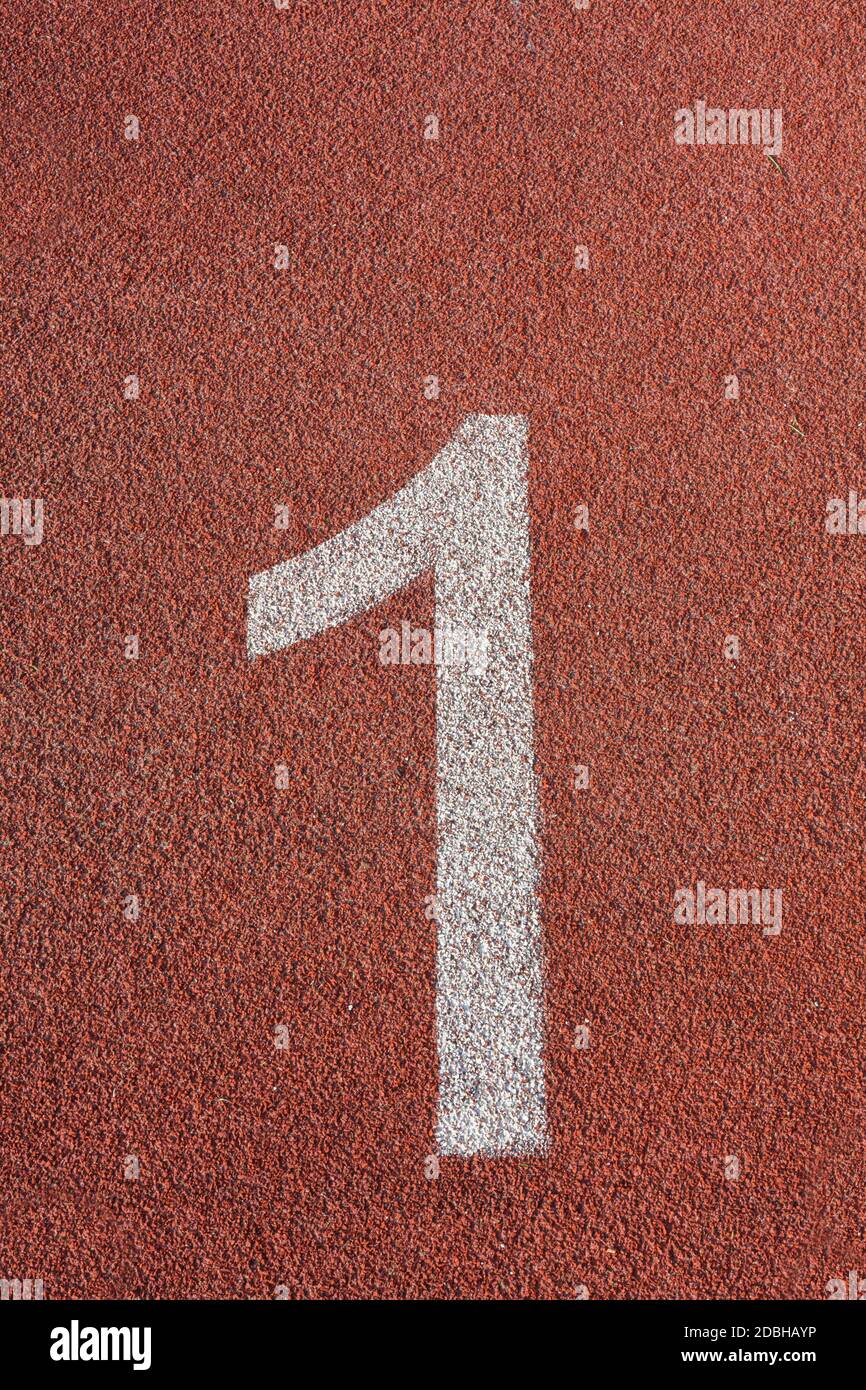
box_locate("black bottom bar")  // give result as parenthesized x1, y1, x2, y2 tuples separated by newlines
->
(2, 1297, 858, 1377)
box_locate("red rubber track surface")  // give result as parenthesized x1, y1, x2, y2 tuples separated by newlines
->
(1, 0, 865, 1299)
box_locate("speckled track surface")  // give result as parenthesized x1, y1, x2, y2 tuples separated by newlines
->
(1, 1, 864, 1299)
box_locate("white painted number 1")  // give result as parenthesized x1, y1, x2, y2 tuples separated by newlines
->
(247, 416, 545, 1155)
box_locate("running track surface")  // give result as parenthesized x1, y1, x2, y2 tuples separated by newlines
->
(2, 1, 864, 1299)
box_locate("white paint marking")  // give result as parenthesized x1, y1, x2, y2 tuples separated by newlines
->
(248, 414, 546, 1155)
